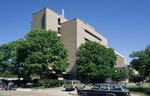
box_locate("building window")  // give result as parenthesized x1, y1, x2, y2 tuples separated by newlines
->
(84, 29, 102, 41)
(58, 18, 61, 25)
(58, 27, 61, 34)
(41, 13, 46, 29)
(84, 38, 90, 42)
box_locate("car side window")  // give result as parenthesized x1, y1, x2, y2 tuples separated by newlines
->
(76, 81, 80, 84)
(93, 85, 100, 90)
(73, 81, 76, 84)
(110, 85, 121, 90)
(100, 85, 109, 90)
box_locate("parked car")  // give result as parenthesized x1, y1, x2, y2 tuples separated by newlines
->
(0, 79, 17, 90)
(5, 81, 17, 90)
(64, 80, 85, 90)
(0, 79, 6, 90)
(77, 83, 130, 96)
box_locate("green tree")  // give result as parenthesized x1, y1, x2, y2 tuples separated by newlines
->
(24, 30, 68, 79)
(0, 29, 68, 80)
(113, 68, 129, 82)
(76, 41, 116, 82)
(130, 45, 150, 79)
(10, 39, 33, 80)
(0, 43, 14, 77)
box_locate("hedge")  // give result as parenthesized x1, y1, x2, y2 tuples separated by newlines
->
(38, 79, 63, 88)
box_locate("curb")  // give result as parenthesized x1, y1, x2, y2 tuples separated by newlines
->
(17, 88, 31, 91)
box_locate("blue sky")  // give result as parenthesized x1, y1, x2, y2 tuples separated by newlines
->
(0, 0, 150, 64)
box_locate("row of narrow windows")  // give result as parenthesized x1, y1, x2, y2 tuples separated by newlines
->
(84, 38, 90, 42)
(58, 18, 61, 34)
(57, 17, 102, 42)
(84, 29, 102, 41)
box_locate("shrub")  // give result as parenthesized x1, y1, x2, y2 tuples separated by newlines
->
(130, 75, 143, 83)
(11, 80, 29, 86)
(38, 79, 63, 88)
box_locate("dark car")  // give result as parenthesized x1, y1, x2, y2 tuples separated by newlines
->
(77, 84, 130, 96)
(0, 79, 7, 90)
(5, 81, 17, 90)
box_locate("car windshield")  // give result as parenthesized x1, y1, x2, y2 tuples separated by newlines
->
(0, 80, 4, 84)
(122, 85, 128, 90)
(64, 81, 71, 84)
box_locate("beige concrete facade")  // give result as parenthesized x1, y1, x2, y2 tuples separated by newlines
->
(31, 7, 126, 78)
(115, 51, 126, 68)
(60, 18, 108, 77)
(60, 19, 78, 77)
(31, 8, 67, 32)
(31, 9, 46, 30)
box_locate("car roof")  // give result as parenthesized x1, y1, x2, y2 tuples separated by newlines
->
(95, 83, 122, 86)
(65, 80, 80, 81)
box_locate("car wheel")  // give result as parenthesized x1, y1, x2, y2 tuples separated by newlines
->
(80, 92, 87, 96)
(66, 88, 70, 91)
(106, 93, 116, 96)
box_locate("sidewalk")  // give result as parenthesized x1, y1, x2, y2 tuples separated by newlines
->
(17, 88, 32, 91)
(68, 91, 77, 95)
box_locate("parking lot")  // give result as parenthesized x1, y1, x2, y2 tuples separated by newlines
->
(0, 86, 143, 96)
(0, 87, 78, 96)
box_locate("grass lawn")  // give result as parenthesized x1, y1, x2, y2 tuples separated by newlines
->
(127, 83, 150, 95)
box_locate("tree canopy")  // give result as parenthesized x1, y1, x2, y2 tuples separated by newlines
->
(0, 29, 68, 80)
(130, 45, 150, 78)
(76, 41, 116, 82)
(0, 42, 14, 77)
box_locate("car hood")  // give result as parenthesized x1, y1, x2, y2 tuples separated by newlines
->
(78, 87, 93, 92)
(122, 89, 130, 92)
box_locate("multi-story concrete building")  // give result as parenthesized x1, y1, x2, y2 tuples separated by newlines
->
(31, 7, 126, 78)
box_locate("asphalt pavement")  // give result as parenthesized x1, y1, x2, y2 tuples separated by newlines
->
(0, 87, 77, 96)
(0, 87, 146, 96)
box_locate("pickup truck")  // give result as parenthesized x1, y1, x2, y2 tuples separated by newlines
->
(64, 80, 85, 91)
